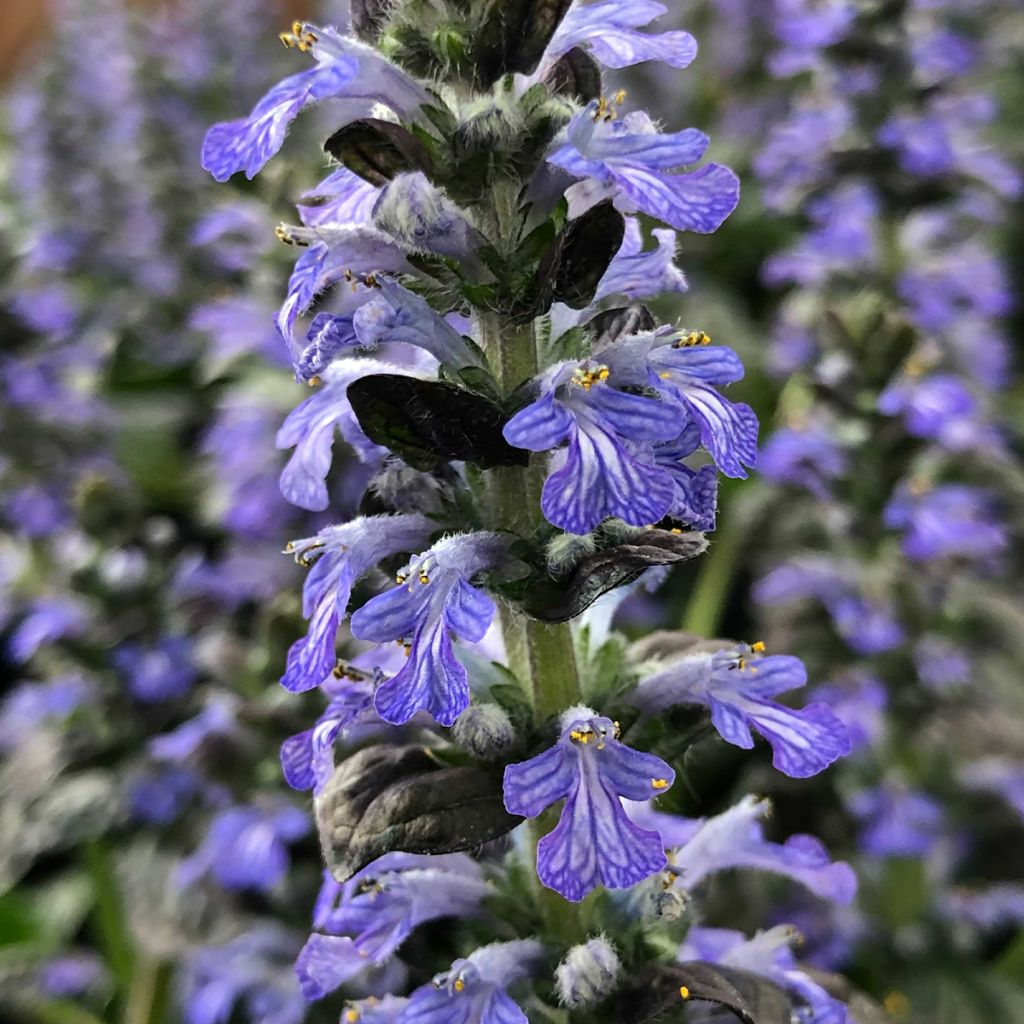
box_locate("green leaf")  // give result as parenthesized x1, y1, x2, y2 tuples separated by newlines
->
(316, 745, 519, 881)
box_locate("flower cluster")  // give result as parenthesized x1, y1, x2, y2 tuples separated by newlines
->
(741, 0, 1024, 991)
(199, 3, 859, 1022)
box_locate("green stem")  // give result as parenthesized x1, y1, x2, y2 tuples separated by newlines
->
(123, 959, 171, 1024)
(83, 842, 134, 997)
(12, 999, 109, 1024)
(680, 478, 748, 638)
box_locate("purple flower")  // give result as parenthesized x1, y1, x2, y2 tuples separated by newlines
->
(502, 361, 683, 534)
(601, 332, 759, 478)
(877, 373, 1001, 453)
(503, 710, 675, 901)
(753, 559, 904, 655)
(914, 636, 971, 693)
(281, 515, 433, 693)
(350, 533, 509, 726)
(811, 675, 887, 753)
(402, 940, 543, 1024)
(847, 785, 943, 859)
(276, 360, 410, 510)
(548, 107, 740, 234)
(540, 0, 697, 72)
(593, 216, 688, 304)
(883, 483, 1006, 562)
(127, 767, 199, 825)
(899, 241, 1012, 335)
(940, 884, 1024, 932)
(763, 183, 878, 286)
(191, 202, 270, 272)
(276, 227, 408, 345)
(7, 598, 87, 662)
(296, 854, 489, 1000)
(679, 927, 849, 1024)
(5, 485, 68, 538)
(631, 796, 856, 902)
(770, 0, 856, 76)
(181, 927, 305, 1024)
(0, 676, 90, 752)
(653, 425, 719, 531)
(758, 424, 847, 499)
(754, 101, 850, 211)
(911, 29, 978, 83)
(37, 953, 107, 999)
(632, 644, 850, 778)
(112, 635, 197, 703)
(201, 24, 426, 181)
(178, 803, 310, 892)
(280, 663, 384, 793)
(190, 296, 284, 367)
(149, 695, 240, 762)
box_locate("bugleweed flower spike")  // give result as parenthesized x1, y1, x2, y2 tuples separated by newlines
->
(205, 2, 854, 1020)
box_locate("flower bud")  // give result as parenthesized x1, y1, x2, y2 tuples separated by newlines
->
(555, 937, 621, 1007)
(450, 703, 515, 759)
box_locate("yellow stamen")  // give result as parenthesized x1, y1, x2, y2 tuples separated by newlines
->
(883, 992, 910, 1020)
(652, 778, 669, 790)
(679, 986, 690, 1001)
(571, 365, 610, 391)
(345, 1010, 360, 1024)
(419, 572, 430, 585)
(307, 375, 321, 387)
(675, 330, 711, 348)
(569, 728, 593, 744)
(751, 640, 766, 652)
(454, 978, 465, 993)
(614, 89, 627, 105)
(670, 527, 682, 534)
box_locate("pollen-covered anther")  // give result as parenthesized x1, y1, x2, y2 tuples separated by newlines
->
(453, 977, 465, 993)
(571, 365, 610, 391)
(307, 375, 321, 387)
(651, 777, 669, 790)
(418, 571, 430, 585)
(344, 1010, 359, 1024)
(675, 330, 712, 348)
(569, 727, 595, 745)
(751, 640, 766, 653)
(279, 21, 318, 50)
(396, 571, 408, 584)
(679, 986, 690, 1001)
(275, 224, 311, 247)
(593, 91, 627, 122)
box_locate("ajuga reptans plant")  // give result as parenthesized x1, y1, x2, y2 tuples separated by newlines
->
(204, 3, 858, 1021)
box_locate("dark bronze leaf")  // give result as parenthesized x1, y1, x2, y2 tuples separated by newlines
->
(614, 963, 791, 1024)
(473, 0, 574, 84)
(522, 531, 708, 623)
(541, 47, 602, 101)
(324, 119, 434, 186)
(315, 745, 519, 880)
(552, 201, 625, 309)
(347, 374, 529, 472)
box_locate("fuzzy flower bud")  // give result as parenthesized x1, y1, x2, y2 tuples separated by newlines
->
(555, 937, 621, 1007)
(450, 703, 516, 759)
